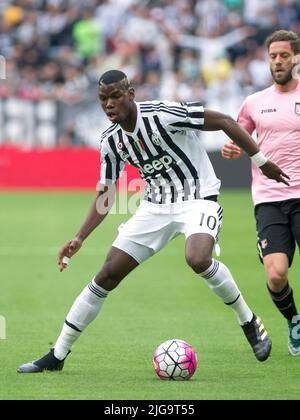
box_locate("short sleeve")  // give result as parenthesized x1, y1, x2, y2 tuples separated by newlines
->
(237, 98, 256, 135)
(159, 101, 205, 131)
(100, 140, 125, 186)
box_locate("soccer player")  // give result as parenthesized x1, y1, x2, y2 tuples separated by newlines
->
(18, 69, 289, 373)
(222, 30, 300, 356)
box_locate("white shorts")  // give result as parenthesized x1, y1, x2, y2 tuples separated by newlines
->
(112, 199, 223, 264)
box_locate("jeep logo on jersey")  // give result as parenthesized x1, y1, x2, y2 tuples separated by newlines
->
(136, 153, 176, 179)
(295, 103, 300, 116)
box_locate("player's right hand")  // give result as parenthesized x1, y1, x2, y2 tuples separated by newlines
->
(58, 238, 83, 272)
(221, 140, 243, 160)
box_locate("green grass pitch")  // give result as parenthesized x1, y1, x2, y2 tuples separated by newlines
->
(0, 190, 299, 400)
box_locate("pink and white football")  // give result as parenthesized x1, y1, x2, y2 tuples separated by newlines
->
(153, 339, 197, 380)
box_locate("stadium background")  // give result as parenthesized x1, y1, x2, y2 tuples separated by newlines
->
(1, 0, 300, 401)
(1, 0, 300, 189)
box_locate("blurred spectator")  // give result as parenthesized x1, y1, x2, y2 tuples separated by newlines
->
(195, 0, 228, 37)
(72, 8, 102, 61)
(16, 65, 43, 100)
(248, 46, 272, 90)
(3, 4, 24, 27)
(178, 49, 200, 82)
(275, 0, 299, 29)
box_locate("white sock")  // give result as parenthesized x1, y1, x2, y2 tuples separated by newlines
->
(54, 279, 109, 360)
(200, 260, 253, 325)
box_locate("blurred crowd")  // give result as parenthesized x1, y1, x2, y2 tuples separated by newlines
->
(0, 0, 299, 147)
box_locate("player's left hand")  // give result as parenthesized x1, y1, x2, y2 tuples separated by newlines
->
(260, 161, 290, 186)
(58, 237, 83, 272)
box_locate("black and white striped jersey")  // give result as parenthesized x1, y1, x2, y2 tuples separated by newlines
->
(100, 101, 221, 204)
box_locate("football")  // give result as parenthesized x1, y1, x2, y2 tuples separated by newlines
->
(153, 339, 197, 380)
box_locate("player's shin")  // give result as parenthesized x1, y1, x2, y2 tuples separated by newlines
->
(199, 260, 253, 325)
(267, 282, 298, 321)
(54, 278, 109, 360)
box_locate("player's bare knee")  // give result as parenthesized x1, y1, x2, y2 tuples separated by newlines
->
(186, 253, 212, 274)
(94, 264, 122, 291)
(267, 268, 288, 291)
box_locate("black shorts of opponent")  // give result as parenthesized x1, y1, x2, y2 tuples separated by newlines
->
(255, 198, 300, 267)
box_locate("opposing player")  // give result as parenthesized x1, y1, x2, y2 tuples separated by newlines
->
(18, 69, 289, 373)
(222, 30, 300, 356)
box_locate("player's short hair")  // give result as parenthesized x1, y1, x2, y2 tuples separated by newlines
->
(266, 30, 300, 55)
(98, 70, 131, 90)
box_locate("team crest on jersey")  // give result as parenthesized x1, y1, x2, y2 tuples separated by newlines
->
(117, 142, 123, 150)
(151, 132, 161, 146)
(295, 103, 300, 116)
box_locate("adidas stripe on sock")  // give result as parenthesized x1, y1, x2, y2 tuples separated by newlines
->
(54, 279, 109, 360)
(200, 260, 253, 325)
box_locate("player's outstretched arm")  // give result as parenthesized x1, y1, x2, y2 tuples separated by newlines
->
(203, 109, 259, 155)
(58, 185, 116, 272)
(203, 109, 290, 185)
